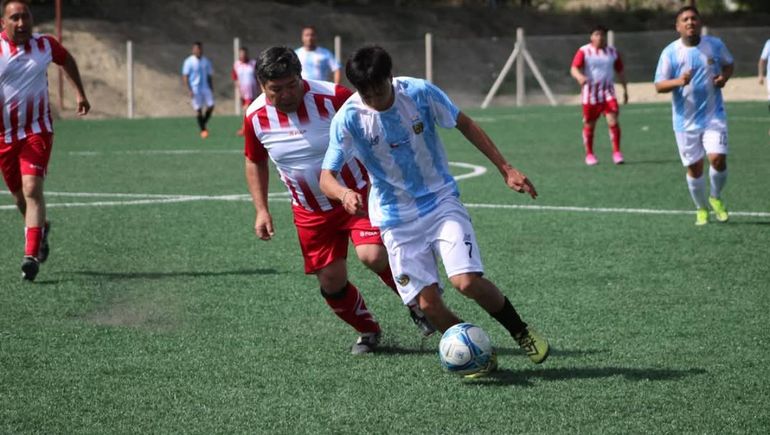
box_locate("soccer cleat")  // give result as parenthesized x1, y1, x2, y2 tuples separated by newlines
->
(351, 331, 381, 355)
(709, 197, 729, 222)
(612, 151, 625, 165)
(585, 153, 598, 166)
(408, 305, 436, 337)
(200, 129, 209, 139)
(464, 351, 498, 379)
(515, 329, 550, 364)
(39, 221, 51, 263)
(695, 208, 709, 226)
(21, 256, 40, 281)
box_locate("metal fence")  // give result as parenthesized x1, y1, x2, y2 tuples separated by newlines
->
(50, 26, 770, 118)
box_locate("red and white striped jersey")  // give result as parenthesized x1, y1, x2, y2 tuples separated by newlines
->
(571, 44, 624, 105)
(231, 59, 258, 102)
(0, 31, 68, 143)
(244, 79, 366, 213)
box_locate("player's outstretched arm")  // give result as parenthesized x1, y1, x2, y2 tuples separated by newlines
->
(245, 157, 275, 240)
(319, 169, 366, 216)
(455, 112, 537, 199)
(61, 53, 90, 116)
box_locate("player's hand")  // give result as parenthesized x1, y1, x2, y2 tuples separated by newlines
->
(76, 97, 90, 116)
(760, 77, 765, 86)
(622, 90, 629, 105)
(713, 74, 728, 88)
(577, 76, 587, 87)
(680, 70, 692, 86)
(502, 165, 537, 199)
(254, 213, 275, 241)
(341, 189, 366, 216)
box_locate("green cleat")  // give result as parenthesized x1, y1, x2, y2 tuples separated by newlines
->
(695, 208, 709, 226)
(515, 329, 550, 364)
(464, 351, 498, 379)
(709, 197, 729, 222)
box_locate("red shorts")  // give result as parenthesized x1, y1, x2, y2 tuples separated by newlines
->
(582, 100, 619, 123)
(293, 195, 383, 274)
(0, 133, 53, 192)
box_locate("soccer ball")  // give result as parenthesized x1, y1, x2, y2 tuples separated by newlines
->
(438, 323, 495, 376)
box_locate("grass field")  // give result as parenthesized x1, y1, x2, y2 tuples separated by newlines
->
(1, 102, 769, 433)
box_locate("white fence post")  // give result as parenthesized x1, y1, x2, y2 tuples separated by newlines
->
(516, 27, 525, 107)
(701, 26, 709, 36)
(334, 35, 342, 64)
(425, 32, 433, 83)
(127, 40, 133, 119)
(234, 37, 240, 116)
(608, 30, 615, 47)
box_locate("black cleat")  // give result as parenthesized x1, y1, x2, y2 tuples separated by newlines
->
(351, 332, 381, 355)
(39, 221, 51, 263)
(408, 305, 436, 337)
(21, 256, 40, 281)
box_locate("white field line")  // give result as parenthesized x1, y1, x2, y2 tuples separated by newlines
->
(68, 149, 243, 156)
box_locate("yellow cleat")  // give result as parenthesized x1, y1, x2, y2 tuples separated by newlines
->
(464, 351, 498, 379)
(515, 329, 550, 364)
(695, 208, 709, 226)
(709, 197, 729, 222)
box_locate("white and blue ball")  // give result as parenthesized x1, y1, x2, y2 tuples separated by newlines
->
(438, 323, 494, 375)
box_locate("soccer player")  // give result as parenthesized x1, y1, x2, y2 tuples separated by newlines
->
(0, 0, 90, 281)
(319, 46, 550, 374)
(759, 38, 770, 111)
(182, 41, 215, 139)
(570, 25, 628, 166)
(294, 26, 341, 84)
(232, 46, 258, 136)
(243, 47, 434, 355)
(654, 6, 733, 226)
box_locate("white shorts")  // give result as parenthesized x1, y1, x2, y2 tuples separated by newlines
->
(674, 129, 728, 166)
(380, 197, 484, 305)
(191, 88, 215, 111)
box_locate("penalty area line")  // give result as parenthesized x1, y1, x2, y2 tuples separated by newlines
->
(464, 202, 770, 218)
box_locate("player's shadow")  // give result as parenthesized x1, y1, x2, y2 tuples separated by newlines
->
(622, 158, 679, 165)
(376, 344, 437, 356)
(62, 268, 279, 281)
(723, 220, 770, 226)
(470, 366, 706, 387)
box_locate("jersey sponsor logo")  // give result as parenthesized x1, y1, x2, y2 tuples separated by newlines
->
(396, 274, 410, 287)
(359, 230, 379, 238)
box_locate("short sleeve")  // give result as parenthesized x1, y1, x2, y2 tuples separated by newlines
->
(716, 38, 734, 66)
(322, 111, 352, 172)
(761, 41, 770, 60)
(331, 85, 354, 110)
(182, 58, 191, 75)
(244, 115, 267, 163)
(571, 49, 585, 69)
(654, 49, 673, 83)
(205, 59, 214, 75)
(425, 82, 460, 129)
(326, 51, 341, 72)
(43, 36, 68, 65)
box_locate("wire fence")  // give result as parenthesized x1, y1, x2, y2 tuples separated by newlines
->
(50, 26, 770, 118)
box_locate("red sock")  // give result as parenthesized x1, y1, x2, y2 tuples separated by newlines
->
(376, 268, 400, 297)
(25, 226, 42, 257)
(609, 124, 621, 153)
(322, 282, 380, 334)
(582, 125, 595, 155)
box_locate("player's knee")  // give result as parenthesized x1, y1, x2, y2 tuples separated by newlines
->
(21, 178, 43, 200)
(710, 155, 727, 171)
(450, 273, 482, 297)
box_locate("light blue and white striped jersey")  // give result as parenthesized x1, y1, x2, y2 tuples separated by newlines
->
(182, 55, 213, 93)
(322, 77, 460, 229)
(295, 46, 340, 81)
(654, 36, 733, 132)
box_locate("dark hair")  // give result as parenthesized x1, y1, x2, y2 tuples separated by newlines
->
(302, 25, 316, 32)
(2, 0, 29, 14)
(345, 46, 392, 93)
(591, 25, 608, 34)
(256, 46, 302, 84)
(676, 6, 700, 20)
(193, 41, 203, 48)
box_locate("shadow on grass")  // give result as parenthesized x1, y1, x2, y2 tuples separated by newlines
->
(44, 268, 280, 282)
(496, 347, 605, 358)
(471, 366, 706, 387)
(622, 159, 679, 165)
(724, 220, 770, 226)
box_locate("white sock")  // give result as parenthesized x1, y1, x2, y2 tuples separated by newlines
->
(709, 166, 727, 199)
(686, 173, 708, 210)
